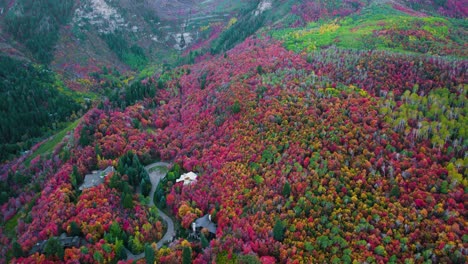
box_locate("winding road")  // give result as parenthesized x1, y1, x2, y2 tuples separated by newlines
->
(125, 162, 175, 260)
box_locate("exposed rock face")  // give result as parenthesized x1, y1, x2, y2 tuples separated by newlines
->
(72, 0, 245, 50)
(73, 0, 127, 34)
(254, 0, 273, 16)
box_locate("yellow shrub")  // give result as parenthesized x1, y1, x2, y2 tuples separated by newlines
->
(319, 22, 340, 34)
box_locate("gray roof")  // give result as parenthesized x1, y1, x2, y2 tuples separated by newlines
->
(29, 233, 82, 255)
(194, 214, 217, 234)
(79, 166, 114, 190)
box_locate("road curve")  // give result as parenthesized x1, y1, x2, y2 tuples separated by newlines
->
(126, 162, 175, 260)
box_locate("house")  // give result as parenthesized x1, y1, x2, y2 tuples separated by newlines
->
(30, 241, 47, 255)
(176, 171, 198, 185)
(79, 166, 114, 190)
(58, 233, 81, 248)
(29, 233, 83, 255)
(189, 214, 217, 240)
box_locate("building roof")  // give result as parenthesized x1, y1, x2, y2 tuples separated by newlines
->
(79, 166, 114, 190)
(176, 171, 198, 185)
(194, 214, 217, 234)
(29, 233, 82, 255)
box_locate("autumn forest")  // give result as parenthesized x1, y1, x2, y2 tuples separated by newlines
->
(0, 0, 466, 263)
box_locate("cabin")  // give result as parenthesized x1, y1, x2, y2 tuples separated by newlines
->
(79, 166, 114, 190)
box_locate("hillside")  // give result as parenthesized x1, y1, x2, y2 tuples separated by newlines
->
(0, 0, 467, 263)
(0, 56, 88, 163)
(0, 0, 253, 92)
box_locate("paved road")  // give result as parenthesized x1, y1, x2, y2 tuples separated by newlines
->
(126, 162, 174, 260)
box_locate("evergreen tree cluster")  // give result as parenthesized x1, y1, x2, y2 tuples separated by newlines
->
(124, 81, 156, 106)
(0, 56, 81, 162)
(101, 32, 148, 70)
(113, 152, 152, 197)
(3, 0, 75, 64)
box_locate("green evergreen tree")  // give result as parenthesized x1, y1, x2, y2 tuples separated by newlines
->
(390, 185, 400, 198)
(257, 65, 263, 75)
(144, 244, 155, 264)
(182, 246, 192, 264)
(141, 178, 152, 197)
(109, 174, 123, 191)
(93, 251, 104, 263)
(282, 181, 291, 198)
(69, 221, 81, 236)
(123, 193, 134, 209)
(200, 233, 209, 249)
(231, 101, 241, 114)
(115, 239, 127, 260)
(12, 241, 24, 258)
(44, 237, 64, 260)
(440, 180, 449, 194)
(273, 219, 285, 242)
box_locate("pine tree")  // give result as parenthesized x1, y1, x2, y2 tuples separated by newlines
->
(93, 251, 104, 263)
(273, 219, 285, 242)
(390, 185, 400, 198)
(282, 181, 291, 198)
(71, 165, 82, 188)
(182, 246, 192, 264)
(123, 193, 134, 209)
(69, 221, 81, 236)
(44, 237, 64, 260)
(144, 244, 155, 264)
(440, 180, 449, 194)
(115, 239, 127, 260)
(200, 233, 209, 249)
(12, 241, 24, 258)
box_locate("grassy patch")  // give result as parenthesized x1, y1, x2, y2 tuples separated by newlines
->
(25, 118, 81, 165)
(4, 213, 20, 238)
(271, 4, 465, 57)
(148, 165, 169, 174)
(55, 78, 97, 103)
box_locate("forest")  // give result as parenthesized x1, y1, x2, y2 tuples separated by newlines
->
(3, 35, 465, 262)
(3, 0, 75, 64)
(0, 0, 466, 263)
(0, 56, 81, 162)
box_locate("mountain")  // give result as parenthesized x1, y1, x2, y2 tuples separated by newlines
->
(0, 0, 467, 263)
(0, 0, 254, 90)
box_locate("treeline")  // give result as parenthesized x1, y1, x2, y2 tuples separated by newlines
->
(101, 32, 148, 70)
(0, 56, 81, 162)
(3, 0, 75, 64)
